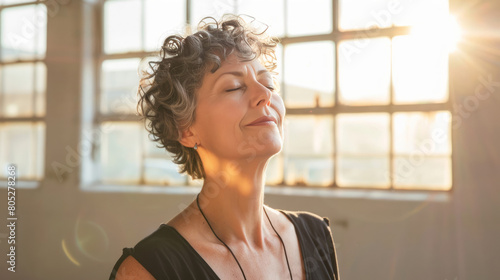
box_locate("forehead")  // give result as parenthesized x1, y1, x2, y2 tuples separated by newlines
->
(209, 54, 268, 77)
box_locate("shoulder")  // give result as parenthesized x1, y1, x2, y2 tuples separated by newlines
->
(132, 224, 189, 260)
(114, 255, 156, 280)
(277, 208, 331, 231)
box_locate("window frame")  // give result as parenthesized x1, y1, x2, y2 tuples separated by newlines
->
(93, 0, 454, 192)
(0, 0, 47, 182)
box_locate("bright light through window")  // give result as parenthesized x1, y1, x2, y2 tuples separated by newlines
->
(410, 15, 462, 53)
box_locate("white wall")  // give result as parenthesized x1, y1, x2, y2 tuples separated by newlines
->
(1, 0, 499, 279)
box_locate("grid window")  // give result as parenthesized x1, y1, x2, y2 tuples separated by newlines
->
(0, 1, 46, 182)
(97, 0, 454, 191)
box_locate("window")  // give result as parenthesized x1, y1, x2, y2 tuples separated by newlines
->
(0, 0, 46, 182)
(96, 0, 456, 191)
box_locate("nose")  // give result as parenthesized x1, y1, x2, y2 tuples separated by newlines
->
(251, 83, 272, 107)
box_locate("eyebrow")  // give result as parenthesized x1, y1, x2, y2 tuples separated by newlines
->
(215, 69, 271, 82)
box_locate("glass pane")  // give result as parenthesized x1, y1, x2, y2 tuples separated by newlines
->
(275, 43, 283, 86)
(337, 156, 389, 188)
(284, 157, 333, 187)
(144, 158, 187, 185)
(284, 115, 334, 156)
(101, 58, 140, 114)
(339, 0, 398, 31)
(392, 35, 448, 104)
(144, 0, 186, 51)
(0, 122, 44, 180)
(393, 111, 451, 155)
(392, 0, 448, 27)
(393, 156, 452, 190)
(266, 155, 283, 185)
(190, 0, 236, 29)
(337, 113, 390, 154)
(142, 131, 187, 185)
(35, 62, 46, 116)
(2, 0, 33, 4)
(284, 41, 335, 107)
(2, 63, 34, 117)
(1, 4, 47, 61)
(339, 37, 391, 105)
(35, 122, 45, 179)
(287, 0, 332, 36)
(100, 122, 141, 184)
(104, 0, 141, 53)
(143, 132, 169, 157)
(237, 0, 285, 37)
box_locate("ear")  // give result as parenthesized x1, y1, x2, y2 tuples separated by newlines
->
(178, 126, 198, 148)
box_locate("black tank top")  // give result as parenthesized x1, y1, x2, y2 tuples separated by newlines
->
(109, 209, 340, 280)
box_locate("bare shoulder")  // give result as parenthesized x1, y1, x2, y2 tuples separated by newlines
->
(165, 200, 207, 232)
(264, 205, 295, 233)
(115, 255, 156, 280)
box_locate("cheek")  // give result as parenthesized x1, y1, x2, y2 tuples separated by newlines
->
(271, 94, 286, 121)
(197, 98, 245, 138)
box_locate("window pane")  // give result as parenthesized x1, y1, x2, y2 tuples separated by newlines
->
(266, 155, 283, 185)
(392, 35, 448, 104)
(337, 156, 390, 188)
(284, 115, 334, 156)
(337, 113, 390, 187)
(2, 63, 34, 117)
(393, 156, 451, 190)
(100, 122, 141, 184)
(35, 62, 46, 116)
(2, 0, 33, 4)
(0, 122, 44, 180)
(287, 0, 332, 36)
(284, 41, 335, 107)
(339, 0, 397, 31)
(104, 0, 141, 53)
(275, 43, 283, 86)
(337, 113, 390, 154)
(101, 58, 140, 114)
(143, 133, 186, 185)
(339, 37, 391, 105)
(144, 158, 187, 185)
(144, 0, 186, 51)
(283, 116, 334, 187)
(1, 4, 47, 61)
(392, 0, 448, 27)
(285, 157, 333, 187)
(190, 0, 235, 28)
(393, 111, 452, 155)
(237, 0, 285, 37)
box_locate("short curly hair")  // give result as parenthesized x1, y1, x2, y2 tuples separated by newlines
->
(137, 15, 279, 181)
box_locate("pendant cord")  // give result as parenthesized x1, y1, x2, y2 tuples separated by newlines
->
(196, 193, 293, 280)
(263, 199, 294, 280)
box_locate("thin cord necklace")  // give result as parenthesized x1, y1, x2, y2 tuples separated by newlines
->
(196, 193, 293, 280)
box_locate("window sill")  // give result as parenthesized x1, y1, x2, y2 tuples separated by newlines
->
(81, 183, 451, 202)
(0, 180, 40, 189)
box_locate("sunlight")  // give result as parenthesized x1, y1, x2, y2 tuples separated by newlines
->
(410, 14, 462, 53)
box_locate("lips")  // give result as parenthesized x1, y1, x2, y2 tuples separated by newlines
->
(246, 115, 278, 126)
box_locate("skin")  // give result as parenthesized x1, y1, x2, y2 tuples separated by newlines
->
(117, 53, 305, 280)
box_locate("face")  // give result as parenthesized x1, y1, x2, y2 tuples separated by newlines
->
(189, 53, 286, 162)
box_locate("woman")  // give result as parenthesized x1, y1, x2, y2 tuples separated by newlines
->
(109, 15, 339, 280)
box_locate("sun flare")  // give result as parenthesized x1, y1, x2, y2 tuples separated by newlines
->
(410, 14, 462, 53)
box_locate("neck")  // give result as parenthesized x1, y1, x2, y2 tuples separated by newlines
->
(196, 156, 271, 249)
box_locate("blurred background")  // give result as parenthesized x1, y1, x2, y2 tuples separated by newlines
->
(0, 0, 499, 279)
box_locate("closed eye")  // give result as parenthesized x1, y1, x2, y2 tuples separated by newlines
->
(226, 87, 243, 92)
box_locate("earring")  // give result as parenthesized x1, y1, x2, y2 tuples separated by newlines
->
(194, 143, 198, 150)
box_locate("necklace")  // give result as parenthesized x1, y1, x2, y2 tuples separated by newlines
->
(196, 193, 293, 280)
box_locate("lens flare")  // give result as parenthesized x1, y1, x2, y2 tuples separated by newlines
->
(62, 239, 81, 266)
